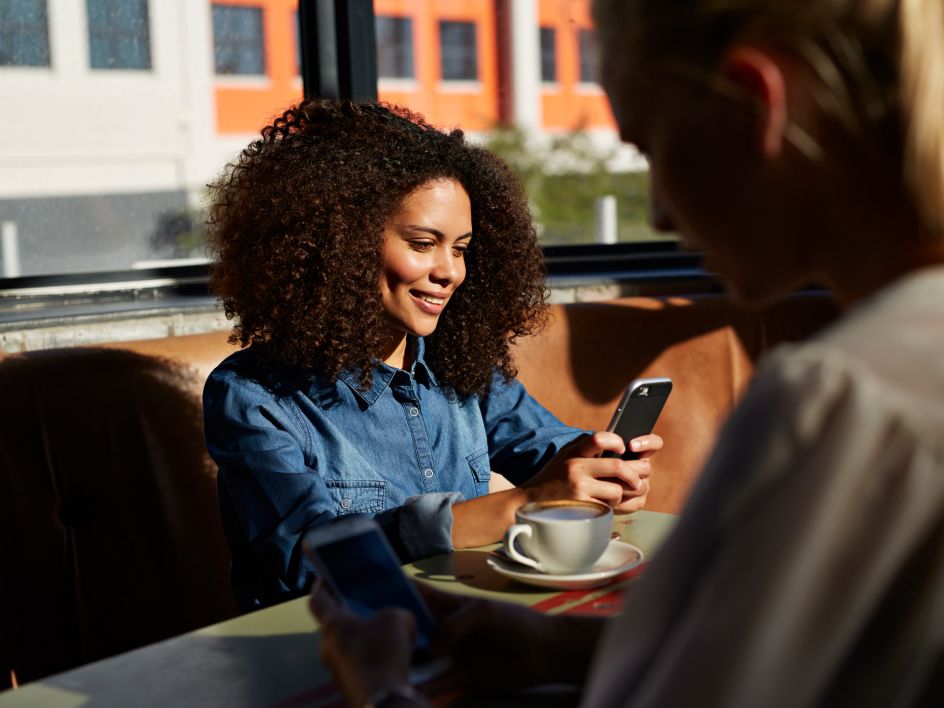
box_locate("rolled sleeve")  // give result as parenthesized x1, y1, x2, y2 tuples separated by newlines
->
(377, 491, 463, 562)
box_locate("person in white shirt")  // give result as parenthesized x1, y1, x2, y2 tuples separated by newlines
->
(310, 1, 944, 705)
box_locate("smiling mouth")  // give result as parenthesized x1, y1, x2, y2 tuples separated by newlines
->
(416, 293, 446, 305)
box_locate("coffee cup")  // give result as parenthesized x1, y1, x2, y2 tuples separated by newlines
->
(502, 500, 613, 575)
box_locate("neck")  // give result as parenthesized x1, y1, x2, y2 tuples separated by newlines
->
(817, 200, 944, 308)
(380, 333, 411, 370)
(803, 157, 944, 306)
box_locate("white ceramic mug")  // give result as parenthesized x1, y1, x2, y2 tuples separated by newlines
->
(503, 500, 613, 574)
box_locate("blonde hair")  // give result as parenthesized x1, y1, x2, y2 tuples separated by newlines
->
(592, 0, 944, 235)
(900, 0, 944, 235)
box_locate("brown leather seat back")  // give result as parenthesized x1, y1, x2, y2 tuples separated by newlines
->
(513, 293, 839, 513)
(0, 346, 238, 687)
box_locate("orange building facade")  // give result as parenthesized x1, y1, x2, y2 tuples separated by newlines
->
(212, 0, 615, 135)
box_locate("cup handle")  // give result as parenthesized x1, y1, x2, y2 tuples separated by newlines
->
(503, 524, 543, 572)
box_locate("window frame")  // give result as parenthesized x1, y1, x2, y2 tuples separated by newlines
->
(375, 14, 415, 80)
(539, 26, 556, 84)
(0, 0, 51, 67)
(438, 19, 478, 82)
(86, 0, 152, 71)
(576, 26, 596, 85)
(211, 3, 267, 77)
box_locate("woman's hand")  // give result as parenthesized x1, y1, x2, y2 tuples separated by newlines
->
(523, 431, 663, 513)
(618, 432, 662, 512)
(309, 582, 418, 707)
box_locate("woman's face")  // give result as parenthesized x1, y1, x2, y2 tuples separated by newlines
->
(379, 178, 472, 341)
(601, 43, 819, 307)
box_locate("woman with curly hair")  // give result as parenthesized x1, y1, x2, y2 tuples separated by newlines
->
(203, 99, 661, 611)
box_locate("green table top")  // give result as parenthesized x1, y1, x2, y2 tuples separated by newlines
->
(1, 511, 676, 708)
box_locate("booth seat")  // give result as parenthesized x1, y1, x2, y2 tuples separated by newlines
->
(513, 293, 839, 513)
(0, 292, 838, 688)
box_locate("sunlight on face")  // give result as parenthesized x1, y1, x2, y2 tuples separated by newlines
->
(378, 178, 473, 362)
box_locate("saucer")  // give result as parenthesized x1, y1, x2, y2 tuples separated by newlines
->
(486, 540, 644, 590)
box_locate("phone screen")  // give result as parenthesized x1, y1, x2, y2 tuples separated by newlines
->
(309, 525, 436, 649)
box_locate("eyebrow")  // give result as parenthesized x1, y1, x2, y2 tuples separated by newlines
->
(405, 225, 473, 240)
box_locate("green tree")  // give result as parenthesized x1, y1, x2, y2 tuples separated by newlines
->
(483, 126, 669, 245)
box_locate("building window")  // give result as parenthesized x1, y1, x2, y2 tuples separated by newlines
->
(376, 15, 413, 79)
(439, 20, 476, 81)
(539, 26, 556, 83)
(577, 27, 596, 83)
(86, 0, 151, 70)
(0, 0, 50, 66)
(212, 4, 265, 76)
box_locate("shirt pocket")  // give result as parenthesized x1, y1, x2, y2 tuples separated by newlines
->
(325, 479, 385, 515)
(466, 446, 492, 493)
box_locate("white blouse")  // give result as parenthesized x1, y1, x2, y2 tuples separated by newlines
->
(584, 268, 944, 708)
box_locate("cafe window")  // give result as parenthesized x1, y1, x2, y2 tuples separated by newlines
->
(0, 0, 50, 67)
(439, 20, 477, 81)
(539, 26, 556, 83)
(212, 4, 265, 76)
(376, 15, 414, 79)
(86, 0, 151, 70)
(577, 27, 595, 83)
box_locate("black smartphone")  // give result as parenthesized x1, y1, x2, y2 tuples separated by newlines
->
(303, 518, 449, 683)
(604, 377, 672, 459)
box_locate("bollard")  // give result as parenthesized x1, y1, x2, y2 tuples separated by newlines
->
(1, 221, 21, 278)
(594, 195, 618, 244)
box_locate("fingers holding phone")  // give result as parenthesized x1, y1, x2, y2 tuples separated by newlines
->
(625, 432, 664, 460)
(304, 518, 452, 698)
(524, 432, 647, 508)
(310, 582, 417, 706)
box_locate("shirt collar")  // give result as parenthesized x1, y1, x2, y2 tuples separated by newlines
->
(336, 337, 438, 406)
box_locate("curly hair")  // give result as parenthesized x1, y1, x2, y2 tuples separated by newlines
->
(207, 99, 548, 397)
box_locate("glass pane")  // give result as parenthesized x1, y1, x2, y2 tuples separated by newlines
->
(439, 20, 477, 81)
(578, 27, 595, 83)
(0, 0, 50, 66)
(213, 5, 265, 75)
(376, 15, 413, 79)
(0, 0, 670, 282)
(86, 0, 151, 70)
(539, 26, 555, 82)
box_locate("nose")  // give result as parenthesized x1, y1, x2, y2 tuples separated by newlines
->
(430, 246, 463, 286)
(648, 173, 677, 233)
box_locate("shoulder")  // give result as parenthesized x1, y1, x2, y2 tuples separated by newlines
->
(704, 323, 944, 522)
(204, 346, 318, 409)
(205, 348, 269, 397)
(756, 269, 944, 432)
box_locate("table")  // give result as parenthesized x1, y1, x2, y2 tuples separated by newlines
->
(0, 512, 676, 708)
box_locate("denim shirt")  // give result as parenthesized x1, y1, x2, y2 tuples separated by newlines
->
(203, 338, 584, 611)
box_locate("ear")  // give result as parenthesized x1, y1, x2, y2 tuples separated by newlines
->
(721, 46, 789, 159)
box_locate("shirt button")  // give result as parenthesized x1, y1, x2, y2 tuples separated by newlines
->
(409, 407, 419, 416)
(340, 498, 352, 509)
(423, 468, 434, 479)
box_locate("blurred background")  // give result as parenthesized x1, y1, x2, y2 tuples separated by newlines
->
(0, 0, 670, 280)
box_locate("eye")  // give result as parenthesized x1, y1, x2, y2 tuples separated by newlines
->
(453, 244, 469, 257)
(409, 240, 435, 252)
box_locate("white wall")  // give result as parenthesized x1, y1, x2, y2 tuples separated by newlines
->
(0, 0, 219, 199)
